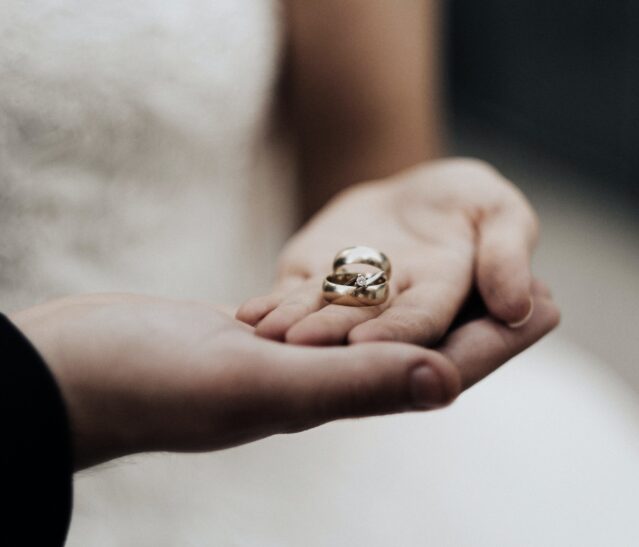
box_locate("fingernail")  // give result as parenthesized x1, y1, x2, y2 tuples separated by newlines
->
(507, 296, 534, 329)
(410, 366, 447, 410)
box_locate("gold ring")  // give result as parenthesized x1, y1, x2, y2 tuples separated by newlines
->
(322, 272, 389, 307)
(322, 246, 391, 306)
(333, 246, 391, 280)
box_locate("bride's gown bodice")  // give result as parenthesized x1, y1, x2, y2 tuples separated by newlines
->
(0, 0, 293, 312)
(2, 3, 639, 546)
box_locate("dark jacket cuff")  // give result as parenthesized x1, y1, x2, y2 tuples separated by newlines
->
(1, 314, 73, 546)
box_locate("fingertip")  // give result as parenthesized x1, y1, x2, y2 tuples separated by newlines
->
(409, 352, 462, 410)
(483, 287, 534, 327)
(507, 296, 534, 328)
(477, 218, 535, 327)
(236, 296, 278, 326)
(235, 303, 255, 325)
(279, 342, 465, 427)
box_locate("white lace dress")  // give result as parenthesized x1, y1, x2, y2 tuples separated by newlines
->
(1, 2, 638, 545)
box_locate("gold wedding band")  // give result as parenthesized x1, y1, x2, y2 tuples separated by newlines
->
(333, 246, 392, 280)
(322, 246, 391, 307)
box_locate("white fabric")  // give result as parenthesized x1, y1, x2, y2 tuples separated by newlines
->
(0, 0, 294, 311)
(1, 2, 638, 545)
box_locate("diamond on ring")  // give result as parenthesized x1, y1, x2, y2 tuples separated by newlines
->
(355, 273, 368, 287)
(321, 246, 391, 306)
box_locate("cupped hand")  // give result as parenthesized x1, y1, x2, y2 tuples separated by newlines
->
(11, 287, 557, 469)
(237, 159, 540, 346)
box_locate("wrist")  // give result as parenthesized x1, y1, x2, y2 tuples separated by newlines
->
(9, 305, 138, 469)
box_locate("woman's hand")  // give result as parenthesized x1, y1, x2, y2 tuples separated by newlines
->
(237, 159, 541, 346)
(11, 288, 557, 470)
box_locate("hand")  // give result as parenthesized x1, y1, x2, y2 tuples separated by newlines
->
(11, 288, 557, 469)
(237, 159, 541, 346)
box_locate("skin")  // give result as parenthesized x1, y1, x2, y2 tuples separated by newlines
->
(260, 3, 541, 345)
(11, 285, 558, 470)
(6, 2, 558, 476)
(284, 0, 443, 218)
(237, 159, 539, 346)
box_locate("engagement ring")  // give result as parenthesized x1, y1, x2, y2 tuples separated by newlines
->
(322, 246, 391, 306)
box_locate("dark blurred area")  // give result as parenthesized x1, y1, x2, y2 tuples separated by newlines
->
(446, 1, 639, 390)
(448, 0, 638, 203)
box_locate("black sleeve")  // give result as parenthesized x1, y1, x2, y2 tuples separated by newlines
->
(1, 314, 73, 546)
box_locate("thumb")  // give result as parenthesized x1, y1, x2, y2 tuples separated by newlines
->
(273, 343, 461, 431)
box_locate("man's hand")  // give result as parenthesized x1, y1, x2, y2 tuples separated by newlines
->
(11, 287, 557, 470)
(237, 159, 541, 346)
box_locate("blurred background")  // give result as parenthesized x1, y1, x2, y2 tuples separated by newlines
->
(447, 0, 639, 390)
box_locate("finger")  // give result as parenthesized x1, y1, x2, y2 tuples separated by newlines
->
(236, 276, 306, 326)
(285, 303, 386, 346)
(290, 254, 469, 347)
(255, 278, 325, 341)
(476, 204, 538, 327)
(273, 341, 462, 432)
(236, 295, 282, 325)
(438, 292, 560, 391)
(348, 275, 471, 346)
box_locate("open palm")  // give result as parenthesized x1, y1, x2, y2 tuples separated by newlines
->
(13, 289, 557, 469)
(237, 159, 540, 346)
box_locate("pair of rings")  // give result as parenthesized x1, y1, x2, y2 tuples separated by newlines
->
(322, 246, 391, 307)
